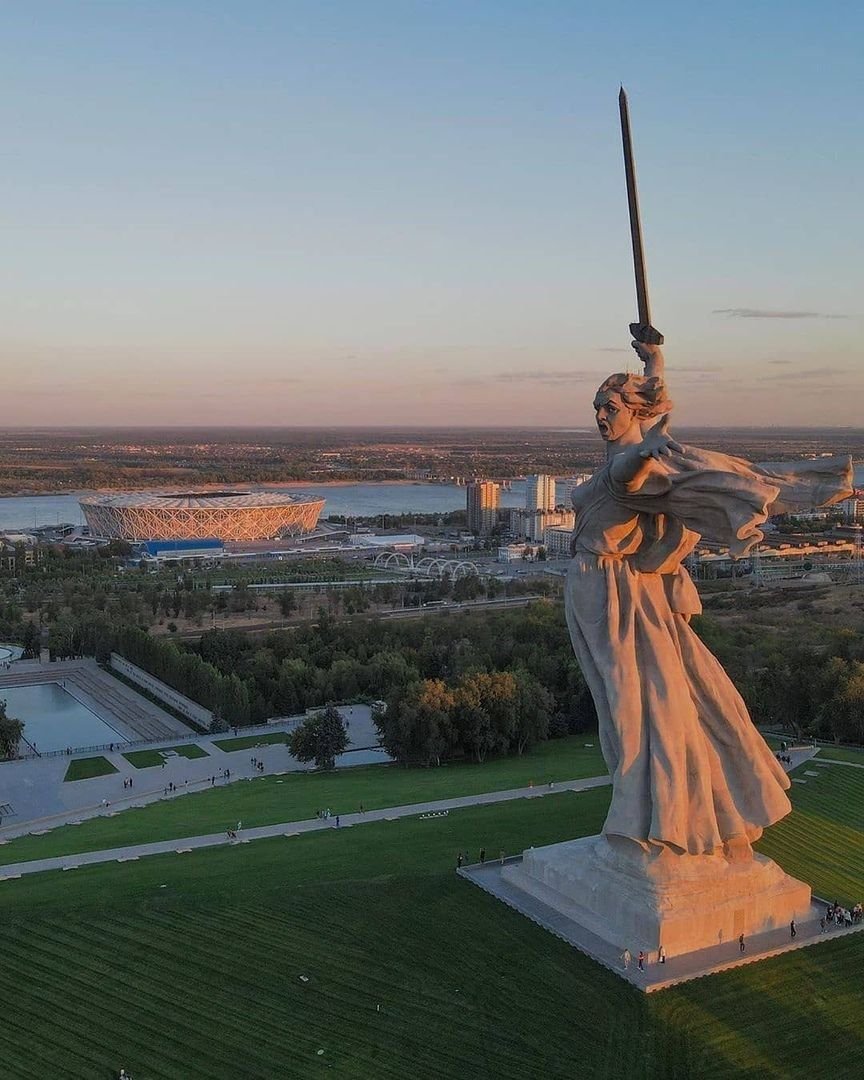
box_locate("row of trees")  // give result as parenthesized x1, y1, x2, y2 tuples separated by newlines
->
(115, 627, 253, 728)
(375, 670, 553, 766)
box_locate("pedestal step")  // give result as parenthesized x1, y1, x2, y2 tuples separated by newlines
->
(503, 835, 812, 955)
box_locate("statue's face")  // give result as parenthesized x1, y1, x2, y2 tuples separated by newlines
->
(593, 390, 636, 442)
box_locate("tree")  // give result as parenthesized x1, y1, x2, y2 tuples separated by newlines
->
(288, 705, 348, 770)
(376, 679, 456, 766)
(277, 591, 297, 618)
(818, 659, 864, 744)
(0, 698, 24, 760)
(21, 621, 41, 660)
(511, 670, 554, 754)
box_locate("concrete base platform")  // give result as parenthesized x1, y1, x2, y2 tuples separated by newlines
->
(502, 834, 812, 956)
(460, 851, 864, 992)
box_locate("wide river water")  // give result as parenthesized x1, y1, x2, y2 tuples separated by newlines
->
(0, 481, 540, 531)
(2, 467, 860, 532)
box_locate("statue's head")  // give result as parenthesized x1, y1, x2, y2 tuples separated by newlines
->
(593, 373, 672, 442)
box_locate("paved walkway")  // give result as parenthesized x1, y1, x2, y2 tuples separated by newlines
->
(0, 775, 612, 880)
(0, 703, 381, 832)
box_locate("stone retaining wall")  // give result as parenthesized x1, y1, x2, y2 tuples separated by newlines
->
(110, 653, 212, 730)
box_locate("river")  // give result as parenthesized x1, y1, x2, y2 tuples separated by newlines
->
(2, 468, 860, 533)
(0, 481, 537, 531)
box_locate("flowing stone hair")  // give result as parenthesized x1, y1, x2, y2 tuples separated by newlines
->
(595, 372, 672, 421)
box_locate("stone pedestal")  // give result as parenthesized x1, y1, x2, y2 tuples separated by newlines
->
(502, 835, 812, 957)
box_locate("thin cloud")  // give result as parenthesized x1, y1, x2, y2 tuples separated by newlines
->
(713, 308, 847, 320)
(759, 366, 850, 382)
(767, 359, 793, 365)
(494, 371, 605, 384)
(597, 347, 630, 353)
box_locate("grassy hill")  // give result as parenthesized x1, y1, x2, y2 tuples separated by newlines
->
(1, 762, 863, 1078)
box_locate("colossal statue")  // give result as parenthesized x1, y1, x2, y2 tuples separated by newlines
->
(503, 338, 852, 956)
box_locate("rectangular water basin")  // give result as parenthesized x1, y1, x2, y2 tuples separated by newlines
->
(1, 682, 124, 754)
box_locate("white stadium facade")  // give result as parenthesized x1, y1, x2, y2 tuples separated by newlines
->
(80, 491, 325, 543)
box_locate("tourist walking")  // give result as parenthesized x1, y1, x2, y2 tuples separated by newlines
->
(738, 934, 745, 953)
(790, 919, 797, 939)
(479, 848, 486, 864)
(456, 852, 464, 869)
(637, 951, 645, 972)
(621, 948, 631, 971)
(658, 945, 666, 965)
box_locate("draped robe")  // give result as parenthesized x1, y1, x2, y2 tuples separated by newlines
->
(565, 447, 852, 855)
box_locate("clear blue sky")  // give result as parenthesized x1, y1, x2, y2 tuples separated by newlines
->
(0, 1, 860, 426)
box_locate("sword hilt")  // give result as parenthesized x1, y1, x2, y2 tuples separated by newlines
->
(630, 322, 664, 346)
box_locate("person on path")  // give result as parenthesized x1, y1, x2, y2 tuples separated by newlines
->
(790, 919, 797, 939)
(335, 815, 340, 828)
(479, 848, 486, 864)
(637, 951, 645, 972)
(621, 948, 631, 971)
(456, 852, 464, 869)
(658, 945, 666, 965)
(500, 849, 506, 865)
(820, 917, 826, 934)
(738, 934, 745, 953)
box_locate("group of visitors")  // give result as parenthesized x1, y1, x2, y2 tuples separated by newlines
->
(822, 901, 862, 930)
(317, 808, 333, 820)
(622, 945, 667, 971)
(775, 752, 794, 765)
(122, 777, 134, 790)
(250, 756, 266, 774)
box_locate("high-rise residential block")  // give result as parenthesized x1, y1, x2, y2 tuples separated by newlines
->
(466, 480, 500, 535)
(525, 474, 556, 512)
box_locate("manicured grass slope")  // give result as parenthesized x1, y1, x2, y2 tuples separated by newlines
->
(815, 745, 864, 764)
(2, 771, 864, 1079)
(123, 744, 209, 768)
(0, 737, 606, 866)
(212, 731, 291, 752)
(63, 755, 118, 782)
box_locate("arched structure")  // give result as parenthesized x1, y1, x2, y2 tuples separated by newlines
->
(414, 557, 478, 579)
(80, 491, 325, 542)
(372, 551, 413, 572)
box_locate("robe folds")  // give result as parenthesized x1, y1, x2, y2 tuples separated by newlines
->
(565, 448, 852, 855)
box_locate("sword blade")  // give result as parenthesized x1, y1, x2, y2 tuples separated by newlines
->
(619, 87, 652, 330)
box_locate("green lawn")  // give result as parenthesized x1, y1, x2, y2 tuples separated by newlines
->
(2, 777, 864, 1079)
(123, 744, 209, 768)
(0, 736, 607, 866)
(213, 731, 291, 752)
(63, 756, 118, 782)
(815, 745, 864, 764)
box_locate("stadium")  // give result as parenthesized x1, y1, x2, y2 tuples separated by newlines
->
(79, 491, 325, 542)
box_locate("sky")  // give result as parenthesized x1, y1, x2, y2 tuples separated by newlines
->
(0, 1, 861, 428)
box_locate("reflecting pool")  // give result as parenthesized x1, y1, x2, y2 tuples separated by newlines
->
(0, 683, 124, 754)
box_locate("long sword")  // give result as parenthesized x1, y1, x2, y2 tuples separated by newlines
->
(618, 87, 664, 346)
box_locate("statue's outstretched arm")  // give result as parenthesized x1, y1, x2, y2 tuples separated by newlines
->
(610, 415, 683, 489)
(631, 338, 664, 380)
